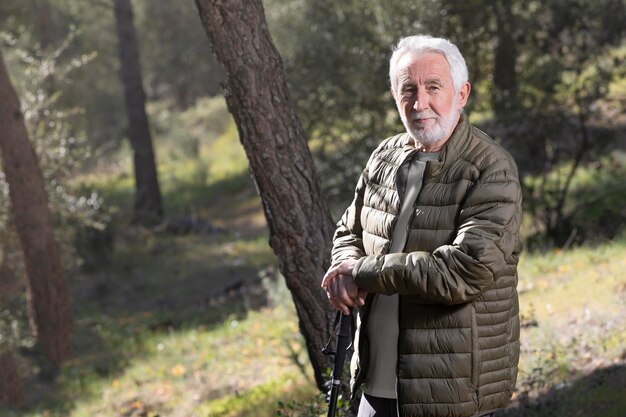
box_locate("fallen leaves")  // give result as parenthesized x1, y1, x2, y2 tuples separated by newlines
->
(170, 364, 186, 377)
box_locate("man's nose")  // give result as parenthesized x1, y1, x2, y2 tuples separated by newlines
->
(413, 89, 429, 111)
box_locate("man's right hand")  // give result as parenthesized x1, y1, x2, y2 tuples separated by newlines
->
(321, 260, 368, 315)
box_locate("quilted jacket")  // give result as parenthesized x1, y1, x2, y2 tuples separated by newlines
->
(331, 114, 522, 417)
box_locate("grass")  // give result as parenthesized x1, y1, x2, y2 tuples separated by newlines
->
(62, 303, 315, 417)
(8, 301, 317, 417)
(197, 374, 319, 417)
(507, 242, 626, 416)
(7, 235, 622, 417)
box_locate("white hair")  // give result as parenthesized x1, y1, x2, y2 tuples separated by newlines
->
(389, 35, 469, 95)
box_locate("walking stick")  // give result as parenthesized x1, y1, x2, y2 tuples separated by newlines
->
(323, 311, 353, 417)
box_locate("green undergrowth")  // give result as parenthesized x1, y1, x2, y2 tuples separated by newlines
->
(507, 241, 626, 415)
(76, 113, 251, 226)
(64, 302, 315, 417)
(521, 151, 626, 246)
(7, 292, 316, 417)
(197, 373, 321, 417)
(6, 240, 623, 417)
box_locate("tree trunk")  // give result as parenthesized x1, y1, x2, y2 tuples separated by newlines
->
(0, 51, 72, 368)
(114, 0, 163, 226)
(0, 351, 26, 408)
(33, 0, 53, 51)
(492, 0, 517, 116)
(600, 0, 626, 44)
(0, 233, 26, 408)
(194, 0, 336, 390)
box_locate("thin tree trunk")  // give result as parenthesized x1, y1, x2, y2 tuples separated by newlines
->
(0, 351, 26, 408)
(600, 0, 626, 44)
(33, 0, 53, 51)
(492, 0, 517, 115)
(551, 91, 591, 245)
(194, 0, 336, 390)
(0, 51, 72, 368)
(114, 0, 163, 226)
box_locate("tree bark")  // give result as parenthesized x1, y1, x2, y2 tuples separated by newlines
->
(0, 51, 72, 368)
(114, 0, 163, 226)
(32, 0, 53, 51)
(0, 233, 26, 408)
(194, 0, 336, 390)
(600, 0, 626, 44)
(0, 351, 26, 408)
(492, 0, 517, 116)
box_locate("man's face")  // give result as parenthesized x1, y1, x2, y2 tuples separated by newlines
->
(393, 51, 469, 150)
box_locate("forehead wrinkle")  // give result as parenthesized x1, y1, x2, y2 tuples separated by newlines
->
(397, 64, 413, 79)
(400, 52, 453, 86)
(425, 77, 446, 87)
(398, 72, 414, 88)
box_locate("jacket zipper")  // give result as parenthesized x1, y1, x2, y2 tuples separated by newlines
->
(394, 157, 433, 414)
(386, 149, 417, 254)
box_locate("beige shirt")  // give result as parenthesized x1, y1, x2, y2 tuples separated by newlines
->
(364, 151, 439, 398)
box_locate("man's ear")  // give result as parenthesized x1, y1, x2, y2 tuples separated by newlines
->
(457, 82, 471, 109)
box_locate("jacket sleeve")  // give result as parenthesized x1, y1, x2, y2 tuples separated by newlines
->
(352, 155, 522, 305)
(330, 166, 368, 266)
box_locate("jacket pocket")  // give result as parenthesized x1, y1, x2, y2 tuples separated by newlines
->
(471, 302, 480, 394)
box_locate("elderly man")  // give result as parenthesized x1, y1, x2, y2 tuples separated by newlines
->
(322, 35, 522, 417)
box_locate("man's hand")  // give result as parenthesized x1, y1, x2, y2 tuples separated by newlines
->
(321, 259, 368, 315)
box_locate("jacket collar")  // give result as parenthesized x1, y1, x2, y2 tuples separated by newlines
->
(394, 113, 471, 192)
(425, 113, 471, 178)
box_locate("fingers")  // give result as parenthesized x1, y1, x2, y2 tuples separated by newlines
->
(322, 259, 362, 314)
(321, 263, 342, 288)
(332, 274, 357, 305)
(356, 289, 368, 306)
(321, 259, 357, 288)
(325, 274, 358, 315)
(320, 266, 338, 289)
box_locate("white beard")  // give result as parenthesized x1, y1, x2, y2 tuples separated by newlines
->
(400, 103, 460, 146)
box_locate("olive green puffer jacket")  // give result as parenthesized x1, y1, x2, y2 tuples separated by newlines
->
(331, 114, 522, 417)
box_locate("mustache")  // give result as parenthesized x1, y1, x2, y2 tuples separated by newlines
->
(409, 111, 438, 121)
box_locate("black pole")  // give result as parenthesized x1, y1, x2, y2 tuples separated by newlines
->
(327, 312, 352, 417)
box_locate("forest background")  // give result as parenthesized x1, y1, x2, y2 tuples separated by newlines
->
(0, 0, 625, 416)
